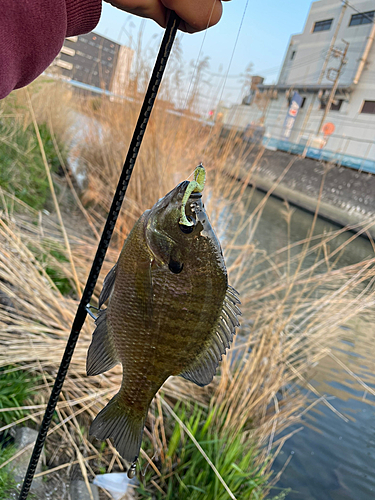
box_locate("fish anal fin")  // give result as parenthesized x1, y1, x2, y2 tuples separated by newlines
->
(99, 264, 117, 308)
(180, 343, 222, 387)
(87, 309, 118, 376)
(90, 392, 146, 463)
(180, 285, 241, 387)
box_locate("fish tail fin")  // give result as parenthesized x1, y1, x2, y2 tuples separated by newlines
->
(90, 392, 146, 463)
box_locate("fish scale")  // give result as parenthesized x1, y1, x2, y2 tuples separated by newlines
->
(87, 166, 241, 470)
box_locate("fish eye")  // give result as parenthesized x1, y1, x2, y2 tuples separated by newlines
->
(179, 217, 194, 234)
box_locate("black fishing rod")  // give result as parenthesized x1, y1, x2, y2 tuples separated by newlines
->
(19, 12, 180, 500)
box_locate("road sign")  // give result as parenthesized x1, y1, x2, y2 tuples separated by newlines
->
(322, 122, 335, 136)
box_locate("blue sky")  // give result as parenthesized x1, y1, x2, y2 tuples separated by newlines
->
(95, 0, 314, 109)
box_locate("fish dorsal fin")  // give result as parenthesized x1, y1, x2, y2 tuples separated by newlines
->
(87, 309, 119, 376)
(99, 264, 117, 308)
(180, 286, 241, 387)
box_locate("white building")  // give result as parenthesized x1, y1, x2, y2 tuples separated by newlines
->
(111, 45, 134, 97)
(225, 0, 375, 172)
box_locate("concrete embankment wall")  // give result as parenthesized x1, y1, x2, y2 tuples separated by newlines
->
(231, 147, 375, 239)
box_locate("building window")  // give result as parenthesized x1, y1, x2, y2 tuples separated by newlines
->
(320, 99, 343, 111)
(61, 46, 75, 57)
(361, 100, 375, 114)
(291, 50, 296, 60)
(349, 11, 374, 26)
(56, 59, 73, 70)
(313, 19, 333, 32)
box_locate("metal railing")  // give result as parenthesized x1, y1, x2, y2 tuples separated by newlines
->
(262, 123, 375, 173)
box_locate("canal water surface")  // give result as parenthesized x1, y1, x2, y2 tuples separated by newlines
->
(233, 187, 375, 500)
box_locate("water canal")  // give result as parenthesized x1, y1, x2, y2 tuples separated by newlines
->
(230, 186, 375, 500)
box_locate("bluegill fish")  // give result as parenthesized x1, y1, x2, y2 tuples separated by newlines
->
(87, 164, 240, 466)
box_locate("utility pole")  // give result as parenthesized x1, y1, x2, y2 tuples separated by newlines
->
(317, 40, 349, 134)
(299, 1, 347, 137)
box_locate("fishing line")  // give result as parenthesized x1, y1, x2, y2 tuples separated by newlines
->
(177, 0, 251, 170)
(163, 0, 248, 177)
(200, 0, 250, 158)
(18, 12, 180, 500)
(162, 0, 218, 171)
(178, 2, 216, 107)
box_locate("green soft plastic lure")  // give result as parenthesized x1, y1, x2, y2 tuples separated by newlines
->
(179, 163, 206, 226)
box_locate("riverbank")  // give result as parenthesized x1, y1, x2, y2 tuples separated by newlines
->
(231, 146, 375, 239)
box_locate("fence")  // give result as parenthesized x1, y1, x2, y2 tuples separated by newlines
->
(260, 123, 375, 174)
(264, 137, 375, 174)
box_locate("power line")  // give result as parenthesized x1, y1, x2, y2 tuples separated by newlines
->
(343, 1, 375, 25)
(202, 48, 329, 81)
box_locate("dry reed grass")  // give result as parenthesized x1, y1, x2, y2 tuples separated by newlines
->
(1, 81, 375, 498)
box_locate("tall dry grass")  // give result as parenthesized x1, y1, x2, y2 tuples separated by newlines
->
(1, 80, 375, 498)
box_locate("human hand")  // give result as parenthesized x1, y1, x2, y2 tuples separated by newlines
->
(104, 0, 230, 33)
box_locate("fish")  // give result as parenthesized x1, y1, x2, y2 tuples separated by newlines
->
(86, 164, 241, 467)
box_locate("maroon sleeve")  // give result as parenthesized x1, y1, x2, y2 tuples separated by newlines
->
(0, 0, 102, 99)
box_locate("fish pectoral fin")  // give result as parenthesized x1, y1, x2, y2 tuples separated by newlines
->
(87, 309, 119, 376)
(90, 392, 146, 463)
(180, 286, 241, 387)
(99, 263, 117, 308)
